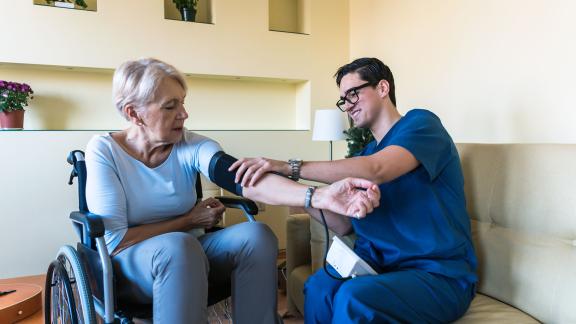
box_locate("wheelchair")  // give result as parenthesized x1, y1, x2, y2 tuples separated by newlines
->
(45, 150, 259, 324)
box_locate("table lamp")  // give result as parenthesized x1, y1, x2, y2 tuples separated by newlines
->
(312, 109, 348, 160)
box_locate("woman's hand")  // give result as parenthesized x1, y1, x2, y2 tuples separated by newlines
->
(312, 178, 380, 218)
(228, 157, 290, 187)
(185, 197, 226, 229)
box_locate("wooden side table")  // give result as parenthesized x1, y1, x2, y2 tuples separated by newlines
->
(0, 275, 45, 324)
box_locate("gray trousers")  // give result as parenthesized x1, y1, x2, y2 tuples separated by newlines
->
(112, 221, 279, 324)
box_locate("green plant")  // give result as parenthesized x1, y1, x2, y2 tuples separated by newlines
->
(45, 0, 88, 9)
(343, 126, 374, 158)
(173, 0, 199, 11)
(0, 81, 34, 113)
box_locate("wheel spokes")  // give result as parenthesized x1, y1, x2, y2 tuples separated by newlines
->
(59, 256, 85, 323)
(49, 262, 79, 324)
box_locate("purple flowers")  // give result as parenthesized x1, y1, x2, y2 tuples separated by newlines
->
(0, 80, 34, 113)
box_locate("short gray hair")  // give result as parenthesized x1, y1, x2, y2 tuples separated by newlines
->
(112, 58, 187, 119)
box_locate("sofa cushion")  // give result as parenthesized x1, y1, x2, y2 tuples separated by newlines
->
(286, 214, 311, 273)
(285, 214, 312, 315)
(458, 144, 576, 323)
(455, 294, 539, 323)
(287, 264, 312, 315)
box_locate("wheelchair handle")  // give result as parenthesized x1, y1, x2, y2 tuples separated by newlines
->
(67, 150, 89, 212)
(68, 169, 78, 185)
(67, 150, 86, 185)
(67, 150, 85, 165)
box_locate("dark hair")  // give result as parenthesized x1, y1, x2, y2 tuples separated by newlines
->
(334, 57, 396, 106)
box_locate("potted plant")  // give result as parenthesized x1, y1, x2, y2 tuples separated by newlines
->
(173, 0, 199, 22)
(0, 81, 34, 130)
(45, 0, 88, 9)
(343, 117, 374, 158)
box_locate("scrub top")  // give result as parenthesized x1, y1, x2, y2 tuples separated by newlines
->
(353, 109, 477, 287)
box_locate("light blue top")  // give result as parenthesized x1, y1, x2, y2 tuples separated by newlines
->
(85, 131, 222, 253)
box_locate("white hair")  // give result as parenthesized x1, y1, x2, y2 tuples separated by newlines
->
(112, 58, 187, 119)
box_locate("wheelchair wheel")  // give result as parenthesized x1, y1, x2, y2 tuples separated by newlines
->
(45, 245, 97, 324)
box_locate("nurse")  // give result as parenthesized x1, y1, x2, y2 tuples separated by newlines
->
(231, 57, 478, 323)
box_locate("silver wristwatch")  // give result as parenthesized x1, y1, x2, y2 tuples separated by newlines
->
(288, 158, 303, 181)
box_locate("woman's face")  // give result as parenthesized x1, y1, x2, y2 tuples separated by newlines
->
(138, 77, 188, 144)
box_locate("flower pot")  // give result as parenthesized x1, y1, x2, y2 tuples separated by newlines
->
(0, 110, 25, 130)
(180, 7, 197, 22)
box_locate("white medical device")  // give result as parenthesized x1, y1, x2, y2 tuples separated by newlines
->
(326, 236, 377, 278)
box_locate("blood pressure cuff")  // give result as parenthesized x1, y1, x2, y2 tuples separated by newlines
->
(208, 151, 244, 196)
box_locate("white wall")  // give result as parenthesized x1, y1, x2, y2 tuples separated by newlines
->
(350, 0, 576, 143)
(1, 0, 323, 78)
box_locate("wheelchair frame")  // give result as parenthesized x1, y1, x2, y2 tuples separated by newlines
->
(45, 150, 259, 324)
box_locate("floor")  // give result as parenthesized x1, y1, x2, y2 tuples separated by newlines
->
(278, 292, 304, 324)
(0, 274, 304, 324)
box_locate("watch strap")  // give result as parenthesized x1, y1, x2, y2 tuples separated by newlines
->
(304, 186, 317, 208)
(289, 159, 302, 181)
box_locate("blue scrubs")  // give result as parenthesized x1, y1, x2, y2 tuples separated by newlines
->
(304, 109, 477, 323)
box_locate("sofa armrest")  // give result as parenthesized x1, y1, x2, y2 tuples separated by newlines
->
(310, 217, 357, 273)
(286, 213, 312, 276)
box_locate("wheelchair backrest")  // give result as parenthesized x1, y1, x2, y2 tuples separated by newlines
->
(67, 150, 204, 244)
(67, 150, 89, 212)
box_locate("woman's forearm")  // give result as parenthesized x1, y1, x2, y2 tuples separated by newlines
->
(114, 175, 326, 256)
(242, 173, 336, 210)
(241, 173, 378, 219)
(242, 174, 308, 206)
(111, 215, 190, 256)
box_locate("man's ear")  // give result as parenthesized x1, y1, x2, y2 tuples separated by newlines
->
(124, 104, 145, 126)
(377, 80, 390, 99)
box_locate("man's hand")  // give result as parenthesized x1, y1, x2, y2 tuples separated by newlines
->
(229, 157, 290, 187)
(313, 178, 380, 218)
(185, 197, 226, 229)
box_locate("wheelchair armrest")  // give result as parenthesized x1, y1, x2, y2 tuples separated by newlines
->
(70, 211, 105, 240)
(215, 196, 258, 216)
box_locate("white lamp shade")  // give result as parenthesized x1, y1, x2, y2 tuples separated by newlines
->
(312, 109, 348, 141)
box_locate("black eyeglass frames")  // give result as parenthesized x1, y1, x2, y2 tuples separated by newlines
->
(336, 82, 376, 112)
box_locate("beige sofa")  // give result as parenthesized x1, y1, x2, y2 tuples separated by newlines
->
(286, 144, 576, 323)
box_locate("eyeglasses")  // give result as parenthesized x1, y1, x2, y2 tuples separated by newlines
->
(336, 82, 376, 112)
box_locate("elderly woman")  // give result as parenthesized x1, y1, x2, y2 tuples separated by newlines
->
(85, 58, 380, 323)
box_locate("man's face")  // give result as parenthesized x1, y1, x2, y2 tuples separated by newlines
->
(338, 72, 381, 128)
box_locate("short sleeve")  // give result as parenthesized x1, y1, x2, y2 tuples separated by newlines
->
(85, 136, 128, 253)
(181, 132, 223, 179)
(357, 140, 376, 157)
(388, 111, 455, 180)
